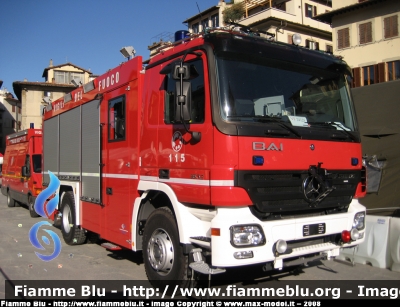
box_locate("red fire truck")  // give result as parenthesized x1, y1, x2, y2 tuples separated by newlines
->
(42, 27, 366, 288)
(1, 128, 43, 217)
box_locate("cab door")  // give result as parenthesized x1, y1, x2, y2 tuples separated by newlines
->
(157, 52, 213, 205)
(101, 85, 134, 248)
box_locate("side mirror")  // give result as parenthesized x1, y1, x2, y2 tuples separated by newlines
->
(159, 62, 191, 80)
(115, 118, 125, 138)
(174, 81, 192, 122)
(173, 63, 191, 80)
(22, 166, 30, 177)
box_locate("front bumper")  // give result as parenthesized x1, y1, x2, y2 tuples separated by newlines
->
(210, 199, 365, 268)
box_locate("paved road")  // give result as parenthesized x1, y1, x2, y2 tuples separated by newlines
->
(1, 193, 399, 299)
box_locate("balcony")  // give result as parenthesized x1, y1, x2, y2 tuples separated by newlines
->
(239, 1, 332, 34)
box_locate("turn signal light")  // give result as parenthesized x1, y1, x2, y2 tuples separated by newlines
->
(211, 228, 220, 236)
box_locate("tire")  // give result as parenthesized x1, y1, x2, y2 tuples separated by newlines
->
(142, 207, 189, 291)
(29, 195, 40, 218)
(7, 190, 15, 208)
(86, 231, 101, 244)
(60, 191, 86, 245)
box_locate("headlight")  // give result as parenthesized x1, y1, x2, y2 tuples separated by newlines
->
(353, 212, 365, 230)
(230, 225, 265, 247)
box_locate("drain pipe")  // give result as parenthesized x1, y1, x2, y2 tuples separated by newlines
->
(275, 20, 287, 41)
(301, 0, 304, 25)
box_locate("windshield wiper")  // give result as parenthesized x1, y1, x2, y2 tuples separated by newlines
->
(226, 115, 302, 138)
(255, 116, 302, 138)
(276, 121, 302, 138)
(310, 122, 357, 141)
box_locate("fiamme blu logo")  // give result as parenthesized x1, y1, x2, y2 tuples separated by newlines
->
(28, 171, 62, 261)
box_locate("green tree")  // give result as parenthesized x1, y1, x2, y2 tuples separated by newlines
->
(223, 2, 245, 24)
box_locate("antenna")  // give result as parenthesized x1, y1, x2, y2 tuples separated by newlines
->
(196, 2, 205, 32)
(196, 2, 202, 18)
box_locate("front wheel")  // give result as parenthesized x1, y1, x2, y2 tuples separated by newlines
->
(7, 190, 15, 207)
(142, 207, 189, 290)
(60, 191, 86, 245)
(29, 195, 40, 218)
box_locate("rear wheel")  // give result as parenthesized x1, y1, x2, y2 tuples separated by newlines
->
(60, 191, 86, 245)
(29, 195, 39, 218)
(142, 207, 189, 291)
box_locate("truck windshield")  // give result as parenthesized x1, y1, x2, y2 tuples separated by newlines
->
(215, 52, 357, 133)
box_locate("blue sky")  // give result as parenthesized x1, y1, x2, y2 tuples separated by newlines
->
(0, 0, 219, 96)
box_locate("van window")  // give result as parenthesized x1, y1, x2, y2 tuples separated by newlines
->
(32, 154, 42, 173)
(25, 155, 31, 175)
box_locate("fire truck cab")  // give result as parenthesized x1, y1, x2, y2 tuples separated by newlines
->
(43, 28, 366, 289)
(1, 128, 43, 217)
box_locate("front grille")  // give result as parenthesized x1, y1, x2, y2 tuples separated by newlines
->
(235, 170, 361, 216)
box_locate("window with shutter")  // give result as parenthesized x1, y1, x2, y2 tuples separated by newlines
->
(201, 19, 209, 31)
(352, 68, 361, 88)
(305, 4, 316, 18)
(384, 15, 398, 39)
(359, 22, 372, 45)
(338, 28, 350, 49)
(377, 62, 386, 83)
(211, 14, 219, 28)
(363, 65, 375, 86)
(192, 23, 199, 34)
(305, 40, 319, 50)
(387, 61, 400, 81)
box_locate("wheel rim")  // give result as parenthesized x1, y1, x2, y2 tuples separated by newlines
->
(147, 228, 174, 276)
(62, 203, 72, 234)
(29, 197, 34, 211)
(7, 193, 10, 205)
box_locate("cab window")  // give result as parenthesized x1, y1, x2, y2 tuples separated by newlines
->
(108, 95, 126, 141)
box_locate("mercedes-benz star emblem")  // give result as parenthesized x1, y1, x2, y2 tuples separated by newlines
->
(302, 165, 336, 206)
(303, 176, 322, 203)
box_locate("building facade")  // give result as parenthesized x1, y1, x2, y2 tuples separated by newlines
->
(315, 0, 400, 87)
(12, 60, 94, 131)
(183, 0, 334, 53)
(0, 88, 21, 153)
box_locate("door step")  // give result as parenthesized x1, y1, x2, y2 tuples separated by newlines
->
(189, 248, 225, 275)
(101, 242, 122, 251)
(189, 262, 226, 275)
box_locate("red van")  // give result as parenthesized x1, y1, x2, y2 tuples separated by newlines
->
(1, 128, 42, 217)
